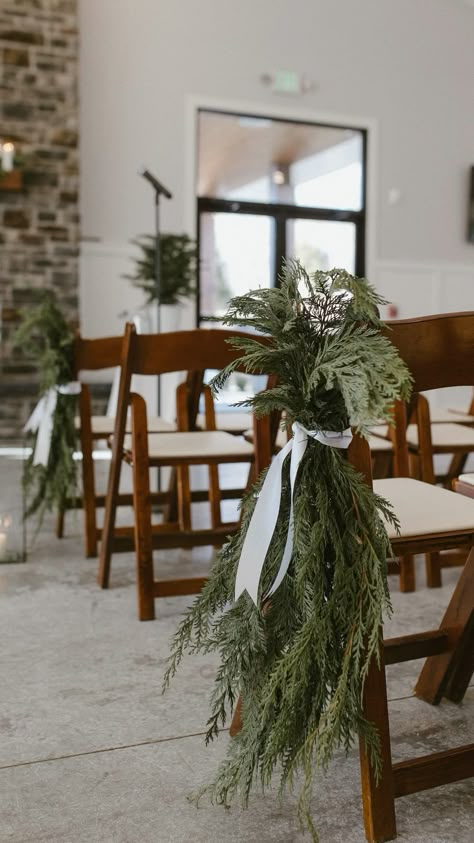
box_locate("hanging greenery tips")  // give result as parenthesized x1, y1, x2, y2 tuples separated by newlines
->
(163, 261, 412, 840)
(13, 291, 77, 524)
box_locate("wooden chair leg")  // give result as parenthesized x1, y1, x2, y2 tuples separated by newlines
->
(131, 393, 156, 621)
(98, 431, 126, 588)
(177, 466, 192, 532)
(199, 383, 223, 530)
(163, 467, 178, 524)
(425, 552, 442, 588)
(79, 385, 98, 558)
(399, 555, 416, 592)
(56, 507, 65, 538)
(444, 451, 468, 489)
(208, 464, 222, 529)
(409, 452, 420, 479)
(415, 546, 474, 705)
(415, 396, 436, 485)
(97, 349, 133, 587)
(229, 696, 242, 736)
(445, 612, 474, 703)
(359, 646, 397, 843)
(372, 452, 393, 480)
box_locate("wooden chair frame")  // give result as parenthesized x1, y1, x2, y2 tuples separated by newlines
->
(57, 332, 124, 558)
(129, 393, 272, 619)
(382, 317, 474, 591)
(97, 324, 272, 613)
(59, 331, 226, 559)
(231, 312, 474, 842)
(354, 433, 474, 842)
(174, 381, 255, 533)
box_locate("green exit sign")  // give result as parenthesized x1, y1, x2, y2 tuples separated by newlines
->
(273, 70, 301, 94)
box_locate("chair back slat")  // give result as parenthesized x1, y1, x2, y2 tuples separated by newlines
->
(128, 327, 269, 376)
(385, 312, 474, 391)
(73, 334, 123, 375)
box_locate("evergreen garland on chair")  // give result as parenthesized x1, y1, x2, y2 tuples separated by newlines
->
(14, 291, 77, 523)
(163, 262, 412, 840)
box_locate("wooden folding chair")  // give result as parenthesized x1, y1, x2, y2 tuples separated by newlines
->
(371, 391, 474, 488)
(231, 312, 474, 841)
(97, 324, 272, 618)
(57, 332, 174, 558)
(370, 390, 474, 590)
(398, 393, 474, 489)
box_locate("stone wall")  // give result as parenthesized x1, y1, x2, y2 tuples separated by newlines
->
(0, 0, 79, 438)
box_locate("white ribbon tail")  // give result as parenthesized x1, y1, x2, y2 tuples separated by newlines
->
(24, 388, 57, 466)
(235, 437, 293, 606)
(23, 382, 81, 467)
(23, 393, 48, 435)
(234, 423, 353, 608)
(265, 423, 309, 599)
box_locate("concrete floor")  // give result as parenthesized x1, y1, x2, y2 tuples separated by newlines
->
(0, 454, 473, 842)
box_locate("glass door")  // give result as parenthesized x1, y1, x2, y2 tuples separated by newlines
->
(287, 218, 357, 274)
(199, 211, 274, 321)
(196, 108, 367, 323)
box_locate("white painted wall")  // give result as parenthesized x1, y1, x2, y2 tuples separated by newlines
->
(79, 0, 474, 336)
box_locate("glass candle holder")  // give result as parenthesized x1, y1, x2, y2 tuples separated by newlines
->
(0, 449, 27, 563)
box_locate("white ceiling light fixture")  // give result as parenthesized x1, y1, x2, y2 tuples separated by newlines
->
(272, 169, 286, 185)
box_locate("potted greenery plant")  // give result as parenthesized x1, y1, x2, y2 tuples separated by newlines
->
(125, 232, 196, 331)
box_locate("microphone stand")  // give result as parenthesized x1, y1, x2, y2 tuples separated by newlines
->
(139, 168, 172, 417)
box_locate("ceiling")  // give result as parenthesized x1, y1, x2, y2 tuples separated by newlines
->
(197, 111, 358, 197)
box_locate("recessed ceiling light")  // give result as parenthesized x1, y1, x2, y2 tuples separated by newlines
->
(272, 170, 286, 185)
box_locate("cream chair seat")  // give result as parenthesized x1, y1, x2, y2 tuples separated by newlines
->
(404, 422, 474, 450)
(122, 430, 254, 464)
(371, 410, 474, 440)
(375, 477, 474, 540)
(429, 408, 474, 424)
(366, 434, 393, 453)
(75, 414, 176, 436)
(196, 411, 251, 435)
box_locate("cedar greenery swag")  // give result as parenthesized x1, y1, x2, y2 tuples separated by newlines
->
(14, 291, 77, 523)
(164, 262, 412, 840)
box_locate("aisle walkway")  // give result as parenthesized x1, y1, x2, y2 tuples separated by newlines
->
(0, 457, 473, 843)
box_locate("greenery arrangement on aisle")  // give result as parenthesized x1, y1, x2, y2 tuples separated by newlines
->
(163, 262, 412, 840)
(14, 291, 77, 523)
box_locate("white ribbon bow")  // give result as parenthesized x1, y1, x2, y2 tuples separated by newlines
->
(24, 382, 81, 466)
(235, 421, 353, 607)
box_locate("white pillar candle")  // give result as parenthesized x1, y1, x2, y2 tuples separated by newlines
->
(2, 142, 14, 172)
(0, 532, 7, 561)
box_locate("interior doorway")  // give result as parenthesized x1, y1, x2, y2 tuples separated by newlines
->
(196, 107, 367, 324)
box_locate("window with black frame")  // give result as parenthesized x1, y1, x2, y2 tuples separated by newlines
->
(196, 108, 367, 325)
